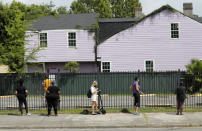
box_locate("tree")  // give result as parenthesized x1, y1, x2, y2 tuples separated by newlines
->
(186, 59, 202, 75)
(64, 62, 80, 73)
(0, 1, 27, 72)
(69, 0, 94, 14)
(185, 59, 202, 94)
(70, 0, 141, 18)
(94, 0, 112, 18)
(56, 6, 69, 14)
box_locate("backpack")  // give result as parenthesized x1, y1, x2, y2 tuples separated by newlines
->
(87, 88, 92, 98)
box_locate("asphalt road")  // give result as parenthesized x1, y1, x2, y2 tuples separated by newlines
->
(0, 128, 202, 131)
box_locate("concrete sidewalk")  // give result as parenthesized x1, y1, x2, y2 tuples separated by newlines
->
(0, 112, 202, 129)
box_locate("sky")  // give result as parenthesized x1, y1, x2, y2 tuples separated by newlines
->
(1, 0, 202, 17)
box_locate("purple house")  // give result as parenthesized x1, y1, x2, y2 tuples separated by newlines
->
(97, 3, 202, 72)
(25, 14, 98, 73)
(26, 3, 202, 73)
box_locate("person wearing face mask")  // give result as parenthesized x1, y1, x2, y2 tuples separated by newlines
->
(91, 81, 99, 115)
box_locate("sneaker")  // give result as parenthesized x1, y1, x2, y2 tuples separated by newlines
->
(134, 112, 140, 115)
(26, 113, 31, 116)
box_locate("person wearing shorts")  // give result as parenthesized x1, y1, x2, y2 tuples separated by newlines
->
(130, 77, 143, 115)
(91, 81, 99, 115)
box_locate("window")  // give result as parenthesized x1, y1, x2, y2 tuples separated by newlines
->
(171, 23, 179, 38)
(68, 32, 76, 47)
(145, 60, 153, 72)
(102, 62, 110, 72)
(40, 33, 47, 47)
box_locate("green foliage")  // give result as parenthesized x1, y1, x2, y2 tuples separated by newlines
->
(110, 0, 141, 18)
(64, 62, 80, 73)
(0, 1, 27, 73)
(186, 59, 202, 75)
(56, 6, 69, 14)
(185, 59, 202, 94)
(70, 0, 141, 18)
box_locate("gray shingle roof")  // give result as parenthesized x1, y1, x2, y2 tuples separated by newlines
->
(98, 18, 138, 43)
(194, 17, 202, 23)
(29, 13, 97, 30)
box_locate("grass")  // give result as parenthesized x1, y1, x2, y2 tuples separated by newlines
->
(0, 107, 202, 115)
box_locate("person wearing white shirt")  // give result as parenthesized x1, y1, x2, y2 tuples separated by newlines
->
(91, 81, 99, 115)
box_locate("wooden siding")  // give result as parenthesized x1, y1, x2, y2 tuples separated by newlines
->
(97, 10, 202, 72)
(25, 30, 95, 62)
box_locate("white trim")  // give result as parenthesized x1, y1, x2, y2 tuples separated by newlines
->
(31, 29, 83, 32)
(101, 61, 111, 72)
(67, 32, 77, 48)
(144, 60, 155, 72)
(39, 32, 48, 48)
(170, 22, 180, 40)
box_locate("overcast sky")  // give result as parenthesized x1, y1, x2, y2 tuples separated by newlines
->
(1, 0, 202, 16)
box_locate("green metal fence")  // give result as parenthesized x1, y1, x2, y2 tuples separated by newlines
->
(0, 72, 202, 110)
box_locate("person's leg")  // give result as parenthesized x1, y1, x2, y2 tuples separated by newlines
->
(180, 100, 185, 115)
(47, 99, 52, 116)
(136, 94, 140, 113)
(95, 101, 98, 112)
(53, 99, 58, 116)
(176, 99, 180, 115)
(92, 101, 96, 114)
(18, 98, 23, 115)
(23, 98, 28, 114)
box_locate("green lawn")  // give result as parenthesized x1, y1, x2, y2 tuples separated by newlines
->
(0, 107, 201, 115)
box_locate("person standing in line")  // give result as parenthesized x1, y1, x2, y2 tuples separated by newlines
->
(91, 81, 99, 115)
(176, 81, 187, 115)
(130, 77, 143, 115)
(46, 80, 61, 117)
(15, 79, 31, 116)
(42, 76, 51, 104)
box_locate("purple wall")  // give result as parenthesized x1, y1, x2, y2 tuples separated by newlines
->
(97, 10, 202, 72)
(25, 30, 95, 62)
(27, 62, 98, 73)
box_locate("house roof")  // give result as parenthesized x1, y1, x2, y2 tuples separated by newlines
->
(98, 18, 138, 43)
(98, 5, 202, 43)
(29, 13, 97, 31)
(194, 17, 202, 23)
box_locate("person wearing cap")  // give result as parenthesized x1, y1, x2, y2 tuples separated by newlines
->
(176, 81, 187, 115)
(91, 81, 99, 115)
(15, 79, 31, 116)
(46, 80, 61, 117)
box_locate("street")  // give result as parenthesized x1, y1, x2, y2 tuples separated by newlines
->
(0, 127, 202, 131)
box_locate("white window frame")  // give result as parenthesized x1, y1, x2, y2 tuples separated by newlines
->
(39, 32, 48, 47)
(144, 60, 155, 72)
(68, 32, 76, 47)
(170, 23, 180, 39)
(101, 62, 111, 72)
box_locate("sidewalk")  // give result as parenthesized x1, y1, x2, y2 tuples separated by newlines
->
(0, 112, 202, 129)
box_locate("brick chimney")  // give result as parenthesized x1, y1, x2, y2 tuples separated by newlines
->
(134, 7, 142, 18)
(183, 3, 193, 17)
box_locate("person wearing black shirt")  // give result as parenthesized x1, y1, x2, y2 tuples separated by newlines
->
(176, 81, 187, 115)
(46, 80, 61, 117)
(15, 79, 31, 116)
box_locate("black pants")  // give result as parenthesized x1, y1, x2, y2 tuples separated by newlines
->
(18, 97, 28, 114)
(133, 93, 140, 107)
(177, 99, 185, 113)
(47, 98, 58, 115)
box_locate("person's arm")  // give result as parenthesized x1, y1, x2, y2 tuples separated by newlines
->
(91, 87, 98, 94)
(130, 85, 133, 92)
(136, 84, 144, 95)
(58, 90, 61, 101)
(25, 89, 28, 96)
